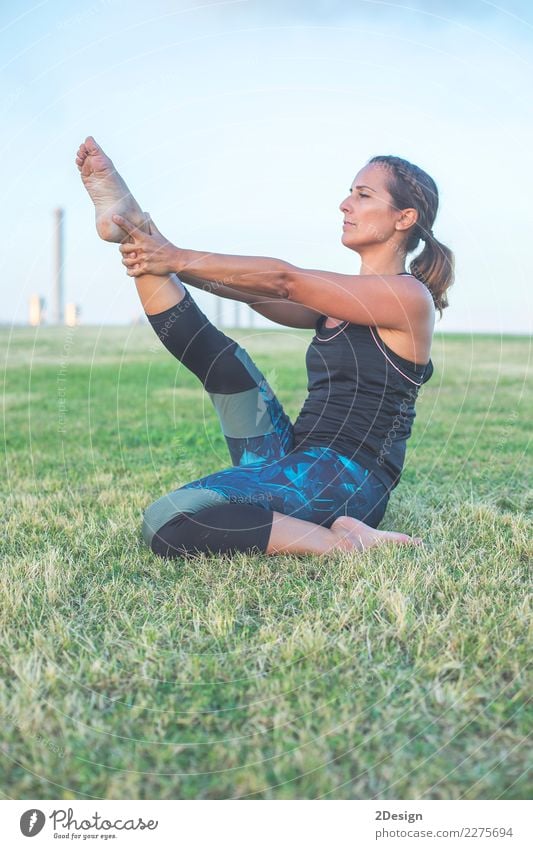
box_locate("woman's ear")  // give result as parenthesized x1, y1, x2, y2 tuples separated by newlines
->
(396, 208, 418, 232)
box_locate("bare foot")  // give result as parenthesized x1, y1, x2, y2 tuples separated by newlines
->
(329, 515, 422, 553)
(76, 136, 147, 242)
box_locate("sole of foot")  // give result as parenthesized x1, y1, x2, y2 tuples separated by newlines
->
(330, 515, 422, 553)
(76, 136, 148, 243)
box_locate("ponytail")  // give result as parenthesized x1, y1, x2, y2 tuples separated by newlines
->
(409, 231, 455, 316)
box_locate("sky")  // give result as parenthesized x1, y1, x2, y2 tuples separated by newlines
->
(1, 0, 532, 333)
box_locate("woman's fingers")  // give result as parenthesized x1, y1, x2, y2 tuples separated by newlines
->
(112, 213, 139, 238)
(119, 243, 137, 256)
(121, 254, 144, 273)
(122, 255, 141, 268)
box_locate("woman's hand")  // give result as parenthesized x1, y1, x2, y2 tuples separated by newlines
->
(114, 214, 180, 276)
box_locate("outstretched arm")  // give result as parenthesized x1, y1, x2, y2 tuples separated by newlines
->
(115, 214, 319, 326)
(179, 274, 321, 328)
(115, 214, 433, 330)
(115, 214, 291, 298)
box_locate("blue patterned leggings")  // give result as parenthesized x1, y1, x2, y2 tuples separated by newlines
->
(142, 287, 389, 557)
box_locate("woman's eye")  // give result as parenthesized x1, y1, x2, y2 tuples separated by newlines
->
(358, 193, 369, 198)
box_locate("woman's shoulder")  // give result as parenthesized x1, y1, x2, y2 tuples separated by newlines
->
(371, 325, 433, 370)
(376, 275, 435, 364)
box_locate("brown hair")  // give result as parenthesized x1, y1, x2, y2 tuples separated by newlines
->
(368, 155, 455, 315)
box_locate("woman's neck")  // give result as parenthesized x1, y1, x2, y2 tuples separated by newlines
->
(358, 245, 407, 276)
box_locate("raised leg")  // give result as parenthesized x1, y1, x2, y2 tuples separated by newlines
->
(135, 272, 187, 317)
(146, 286, 294, 466)
(76, 135, 147, 242)
(76, 135, 186, 313)
(76, 134, 293, 460)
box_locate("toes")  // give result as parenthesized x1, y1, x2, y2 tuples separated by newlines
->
(401, 534, 422, 546)
(84, 135, 100, 153)
(398, 533, 416, 545)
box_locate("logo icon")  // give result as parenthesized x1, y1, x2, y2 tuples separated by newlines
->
(20, 809, 45, 837)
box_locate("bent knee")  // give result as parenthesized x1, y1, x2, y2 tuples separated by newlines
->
(141, 486, 230, 550)
(148, 501, 274, 560)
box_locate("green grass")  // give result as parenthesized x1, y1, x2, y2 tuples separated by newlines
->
(0, 324, 531, 800)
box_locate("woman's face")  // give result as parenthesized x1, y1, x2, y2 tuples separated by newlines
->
(339, 164, 402, 250)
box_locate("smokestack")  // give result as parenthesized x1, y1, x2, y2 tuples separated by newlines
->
(53, 207, 64, 324)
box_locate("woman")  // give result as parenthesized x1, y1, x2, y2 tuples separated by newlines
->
(76, 137, 454, 558)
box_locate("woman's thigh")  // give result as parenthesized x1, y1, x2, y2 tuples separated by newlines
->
(142, 446, 390, 547)
(177, 447, 389, 527)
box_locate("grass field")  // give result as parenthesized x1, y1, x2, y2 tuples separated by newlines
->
(0, 323, 531, 800)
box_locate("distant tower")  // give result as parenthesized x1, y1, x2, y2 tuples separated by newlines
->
(65, 302, 80, 327)
(53, 207, 65, 324)
(29, 294, 45, 326)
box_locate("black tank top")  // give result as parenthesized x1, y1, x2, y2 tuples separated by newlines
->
(292, 276, 434, 490)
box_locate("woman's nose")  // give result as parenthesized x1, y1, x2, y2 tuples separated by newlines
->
(339, 196, 351, 213)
